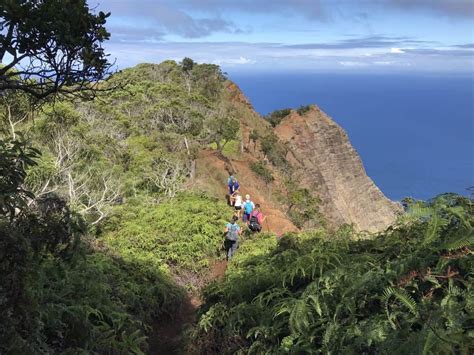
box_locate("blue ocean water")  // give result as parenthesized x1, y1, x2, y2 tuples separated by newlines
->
(229, 72, 474, 201)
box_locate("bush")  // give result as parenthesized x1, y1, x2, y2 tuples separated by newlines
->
(296, 105, 312, 115)
(250, 161, 274, 184)
(260, 133, 289, 170)
(285, 181, 323, 229)
(265, 108, 291, 127)
(101, 193, 233, 280)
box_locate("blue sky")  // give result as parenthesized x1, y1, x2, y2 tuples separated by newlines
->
(91, 0, 474, 73)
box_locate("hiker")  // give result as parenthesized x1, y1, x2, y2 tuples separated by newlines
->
(228, 177, 240, 206)
(224, 215, 242, 260)
(242, 194, 255, 222)
(227, 173, 234, 195)
(233, 192, 243, 218)
(248, 204, 265, 233)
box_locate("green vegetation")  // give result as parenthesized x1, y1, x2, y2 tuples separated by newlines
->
(250, 161, 275, 184)
(265, 108, 292, 127)
(0, 0, 112, 99)
(192, 194, 473, 353)
(102, 194, 232, 285)
(0, 53, 244, 352)
(285, 181, 324, 229)
(297, 105, 313, 115)
(1, 6, 472, 353)
(260, 132, 289, 170)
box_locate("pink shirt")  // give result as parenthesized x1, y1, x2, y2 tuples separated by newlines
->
(250, 210, 263, 224)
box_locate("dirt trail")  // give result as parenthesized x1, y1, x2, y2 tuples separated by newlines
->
(195, 150, 298, 235)
(148, 260, 227, 354)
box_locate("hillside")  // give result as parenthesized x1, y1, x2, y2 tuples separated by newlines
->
(1, 60, 472, 354)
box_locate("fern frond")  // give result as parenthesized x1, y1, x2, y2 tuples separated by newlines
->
(382, 286, 419, 329)
(442, 229, 474, 251)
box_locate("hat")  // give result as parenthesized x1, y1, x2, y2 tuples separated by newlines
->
(245, 194, 250, 199)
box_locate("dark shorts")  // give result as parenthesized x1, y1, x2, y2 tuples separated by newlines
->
(243, 213, 250, 222)
(235, 206, 242, 210)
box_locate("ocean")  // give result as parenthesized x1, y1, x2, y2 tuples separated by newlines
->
(229, 72, 474, 201)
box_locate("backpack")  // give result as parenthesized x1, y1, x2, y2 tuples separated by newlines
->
(226, 223, 239, 241)
(244, 201, 253, 214)
(249, 215, 262, 232)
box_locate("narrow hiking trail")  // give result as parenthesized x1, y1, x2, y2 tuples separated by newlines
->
(149, 149, 296, 353)
(148, 260, 227, 354)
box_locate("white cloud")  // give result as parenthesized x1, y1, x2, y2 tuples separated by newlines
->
(212, 56, 256, 65)
(391, 47, 405, 54)
(373, 61, 395, 65)
(338, 61, 368, 67)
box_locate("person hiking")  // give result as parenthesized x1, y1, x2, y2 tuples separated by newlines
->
(228, 177, 240, 206)
(227, 173, 234, 195)
(224, 215, 242, 260)
(242, 194, 255, 222)
(248, 204, 265, 233)
(233, 192, 243, 218)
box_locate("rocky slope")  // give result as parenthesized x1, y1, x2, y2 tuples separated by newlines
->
(218, 83, 401, 233)
(274, 106, 402, 232)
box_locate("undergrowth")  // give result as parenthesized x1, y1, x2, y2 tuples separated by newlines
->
(101, 193, 233, 287)
(191, 193, 473, 354)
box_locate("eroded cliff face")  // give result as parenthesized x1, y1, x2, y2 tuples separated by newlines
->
(274, 106, 402, 232)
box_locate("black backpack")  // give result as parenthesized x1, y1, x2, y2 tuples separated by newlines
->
(248, 215, 262, 232)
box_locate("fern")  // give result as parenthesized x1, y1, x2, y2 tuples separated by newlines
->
(382, 286, 419, 327)
(442, 228, 474, 251)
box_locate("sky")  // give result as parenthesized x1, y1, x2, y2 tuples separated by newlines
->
(90, 0, 474, 73)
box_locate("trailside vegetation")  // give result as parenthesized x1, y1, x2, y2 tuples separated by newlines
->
(101, 194, 233, 289)
(250, 161, 274, 184)
(191, 194, 473, 354)
(0, 59, 240, 352)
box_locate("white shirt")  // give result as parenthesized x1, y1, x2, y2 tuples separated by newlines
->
(235, 195, 242, 207)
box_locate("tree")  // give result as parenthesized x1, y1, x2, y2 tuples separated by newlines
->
(180, 57, 195, 93)
(206, 106, 240, 152)
(0, 0, 112, 100)
(0, 139, 39, 218)
(181, 57, 195, 73)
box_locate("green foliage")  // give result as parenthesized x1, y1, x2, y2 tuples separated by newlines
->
(102, 194, 233, 281)
(250, 161, 274, 184)
(296, 105, 313, 115)
(181, 57, 195, 73)
(285, 180, 323, 229)
(0, 138, 39, 217)
(265, 108, 292, 127)
(192, 194, 474, 354)
(0, 0, 112, 99)
(0, 141, 184, 353)
(260, 132, 289, 169)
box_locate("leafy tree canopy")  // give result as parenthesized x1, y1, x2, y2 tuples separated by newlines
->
(0, 0, 112, 100)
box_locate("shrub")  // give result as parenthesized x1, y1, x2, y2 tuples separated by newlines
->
(260, 132, 289, 170)
(265, 108, 292, 127)
(101, 193, 233, 280)
(296, 105, 312, 115)
(250, 161, 274, 184)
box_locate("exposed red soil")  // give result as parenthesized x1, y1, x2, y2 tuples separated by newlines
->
(195, 149, 298, 236)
